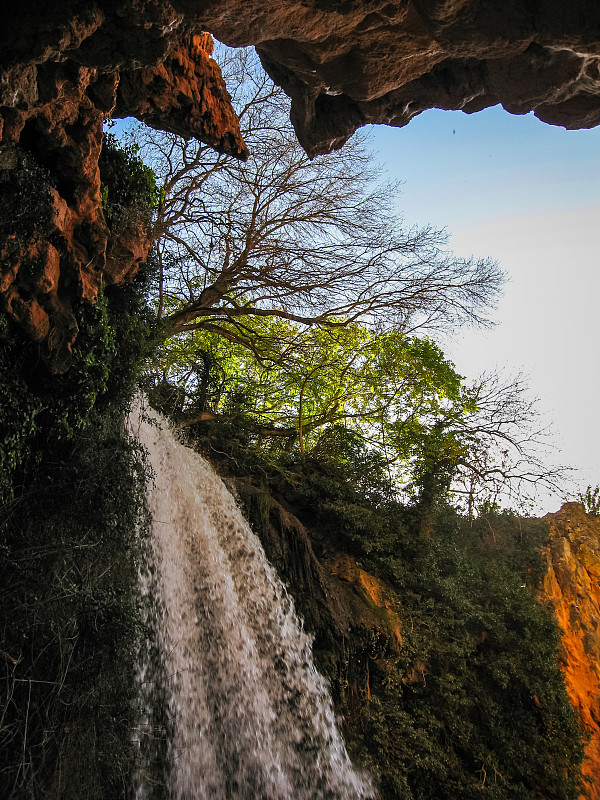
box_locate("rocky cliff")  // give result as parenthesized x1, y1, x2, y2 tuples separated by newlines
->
(542, 503, 600, 799)
(237, 475, 600, 796)
(235, 478, 403, 670)
(3, 1, 600, 366)
(5, 2, 600, 155)
(255, 0, 600, 155)
(0, 0, 600, 372)
(0, 21, 246, 372)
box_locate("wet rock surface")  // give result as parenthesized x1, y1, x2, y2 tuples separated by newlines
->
(235, 479, 403, 661)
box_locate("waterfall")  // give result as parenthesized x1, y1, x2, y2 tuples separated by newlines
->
(128, 399, 374, 800)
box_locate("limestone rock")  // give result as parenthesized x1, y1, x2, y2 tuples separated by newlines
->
(0, 16, 246, 372)
(541, 503, 600, 798)
(115, 34, 249, 158)
(3, 1, 600, 366)
(250, 0, 600, 154)
(235, 480, 403, 662)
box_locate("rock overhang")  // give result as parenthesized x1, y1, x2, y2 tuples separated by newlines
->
(2, 0, 600, 368)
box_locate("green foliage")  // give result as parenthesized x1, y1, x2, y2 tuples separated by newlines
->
(300, 464, 585, 799)
(0, 264, 156, 505)
(1, 246, 156, 797)
(99, 132, 162, 231)
(148, 313, 562, 514)
(147, 319, 471, 488)
(0, 147, 55, 242)
(0, 411, 148, 799)
(456, 510, 552, 586)
(197, 422, 586, 800)
(576, 484, 600, 515)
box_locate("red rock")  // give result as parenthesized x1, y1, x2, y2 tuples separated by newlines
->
(105, 225, 153, 286)
(116, 35, 249, 159)
(0, 23, 246, 372)
(5, 286, 50, 343)
(0, 242, 19, 294)
(541, 503, 600, 799)
(29, 241, 61, 294)
(325, 552, 403, 650)
(2, 0, 600, 368)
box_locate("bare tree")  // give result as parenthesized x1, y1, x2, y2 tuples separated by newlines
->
(119, 46, 572, 513)
(130, 46, 504, 355)
(415, 371, 571, 516)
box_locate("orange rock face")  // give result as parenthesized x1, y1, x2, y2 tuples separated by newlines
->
(541, 503, 600, 798)
(3, 1, 600, 368)
(0, 23, 246, 372)
(115, 34, 248, 158)
(325, 552, 403, 650)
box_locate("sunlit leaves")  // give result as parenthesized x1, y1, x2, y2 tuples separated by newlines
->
(148, 317, 473, 479)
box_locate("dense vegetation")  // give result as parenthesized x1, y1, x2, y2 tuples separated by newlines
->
(0, 136, 157, 799)
(178, 419, 587, 800)
(0, 84, 588, 800)
(139, 45, 566, 513)
(100, 131, 162, 233)
(136, 64, 585, 793)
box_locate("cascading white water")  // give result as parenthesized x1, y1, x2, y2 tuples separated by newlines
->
(128, 399, 374, 800)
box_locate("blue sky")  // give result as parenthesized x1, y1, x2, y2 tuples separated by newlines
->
(115, 91, 598, 510)
(370, 106, 600, 510)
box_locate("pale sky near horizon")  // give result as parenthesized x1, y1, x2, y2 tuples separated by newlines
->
(370, 106, 600, 512)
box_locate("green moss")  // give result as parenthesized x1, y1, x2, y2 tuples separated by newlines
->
(0, 147, 54, 242)
(99, 132, 162, 233)
(0, 260, 157, 798)
(0, 409, 149, 799)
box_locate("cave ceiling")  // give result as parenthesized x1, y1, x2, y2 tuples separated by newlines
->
(1, 0, 599, 370)
(4, 1, 600, 155)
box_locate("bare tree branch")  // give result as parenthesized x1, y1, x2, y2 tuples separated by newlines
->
(130, 45, 504, 350)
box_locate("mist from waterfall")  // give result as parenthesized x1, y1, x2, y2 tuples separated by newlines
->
(128, 399, 374, 800)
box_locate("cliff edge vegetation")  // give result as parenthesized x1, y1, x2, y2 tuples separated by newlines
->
(0, 140, 158, 799)
(1, 51, 595, 800)
(542, 503, 600, 798)
(171, 411, 588, 800)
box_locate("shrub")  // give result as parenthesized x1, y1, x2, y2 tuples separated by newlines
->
(576, 485, 600, 515)
(99, 132, 162, 233)
(0, 147, 54, 241)
(189, 421, 586, 800)
(0, 410, 149, 799)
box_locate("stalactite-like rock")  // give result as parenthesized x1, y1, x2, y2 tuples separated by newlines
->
(0, 16, 246, 372)
(3, 1, 600, 367)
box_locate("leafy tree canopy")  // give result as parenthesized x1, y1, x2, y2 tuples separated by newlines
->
(147, 313, 567, 514)
(148, 317, 469, 462)
(109, 44, 567, 513)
